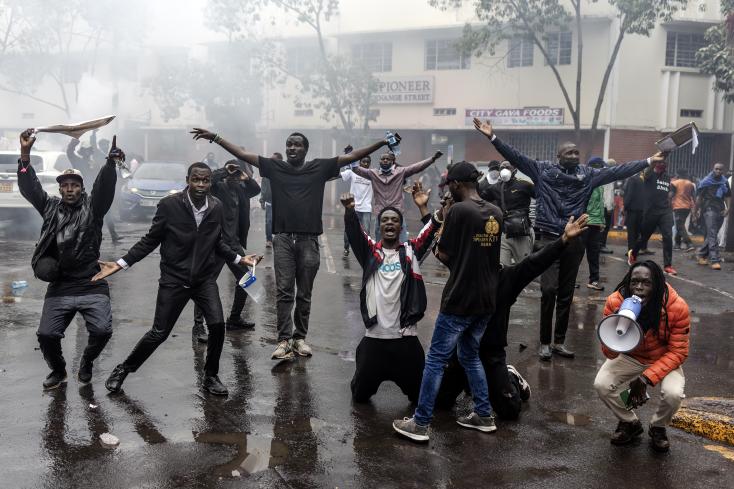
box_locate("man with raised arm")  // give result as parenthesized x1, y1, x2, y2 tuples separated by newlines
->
(190, 128, 397, 360)
(473, 118, 664, 361)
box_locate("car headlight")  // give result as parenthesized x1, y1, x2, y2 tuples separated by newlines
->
(168, 189, 179, 194)
(129, 187, 139, 193)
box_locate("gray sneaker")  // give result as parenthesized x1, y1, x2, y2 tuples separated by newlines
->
(292, 339, 313, 357)
(456, 412, 497, 433)
(539, 344, 552, 361)
(392, 417, 429, 442)
(272, 340, 294, 360)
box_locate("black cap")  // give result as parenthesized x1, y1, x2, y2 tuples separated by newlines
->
(446, 161, 480, 183)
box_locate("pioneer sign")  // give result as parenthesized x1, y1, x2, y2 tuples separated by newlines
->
(373, 76, 434, 105)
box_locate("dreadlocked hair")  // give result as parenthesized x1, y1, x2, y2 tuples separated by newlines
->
(614, 260, 670, 342)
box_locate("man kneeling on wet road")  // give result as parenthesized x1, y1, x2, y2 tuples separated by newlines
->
(93, 162, 259, 397)
(594, 260, 690, 452)
(343, 182, 442, 403)
(18, 129, 123, 390)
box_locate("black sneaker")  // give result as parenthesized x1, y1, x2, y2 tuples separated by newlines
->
(648, 426, 670, 453)
(551, 344, 575, 358)
(43, 370, 67, 390)
(226, 316, 255, 330)
(610, 420, 644, 445)
(343, 249, 350, 257)
(105, 364, 129, 393)
(78, 359, 93, 384)
(456, 412, 497, 433)
(202, 375, 229, 396)
(507, 365, 531, 401)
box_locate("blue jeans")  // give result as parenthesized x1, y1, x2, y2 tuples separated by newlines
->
(698, 208, 725, 263)
(344, 211, 373, 250)
(265, 203, 273, 242)
(414, 313, 492, 426)
(374, 216, 408, 243)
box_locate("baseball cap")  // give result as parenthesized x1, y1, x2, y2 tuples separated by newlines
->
(56, 168, 84, 184)
(446, 161, 480, 183)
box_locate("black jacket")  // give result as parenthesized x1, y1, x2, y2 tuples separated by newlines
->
(345, 208, 440, 329)
(210, 169, 261, 250)
(18, 158, 117, 282)
(122, 191, 238, 286)
(482, 238, 567, 350)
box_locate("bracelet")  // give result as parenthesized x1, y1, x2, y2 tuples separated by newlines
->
(212, 134, 222, 144)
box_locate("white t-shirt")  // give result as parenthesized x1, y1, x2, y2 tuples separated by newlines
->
(341, 168, 373, 213)
(365, 249, 416, 339)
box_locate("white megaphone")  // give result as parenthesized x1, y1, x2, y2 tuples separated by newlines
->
(596, 295, 644, 353)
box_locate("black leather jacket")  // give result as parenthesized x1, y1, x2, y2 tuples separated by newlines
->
(121, 190, 238, 287)
(18, 159, 117, 282)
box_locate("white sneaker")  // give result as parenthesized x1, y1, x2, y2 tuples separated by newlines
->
(507, 364, 531, 401)
(272, 340, 293, 360)
(292, 339, 313, 357)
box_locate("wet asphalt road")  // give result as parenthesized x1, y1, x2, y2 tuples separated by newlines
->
(1, 207, 733, 489)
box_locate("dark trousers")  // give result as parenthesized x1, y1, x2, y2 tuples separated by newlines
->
(633, 210, 673, 267)
(194, 260, 248, 326)
(585, 225, 604, 283)
(264, 203, 273, 242)
(601, 209, 613, 247)
(122, 281, 225, 376)
(536, 232, 586, 345)
(698, 208, 725, 263)
(673, 209, 693, 247)
(351, 336, 425, 403)
(37, 294, 113, 372)
(625, 209, 646, 251)
(273, 233, 320, 342)
(435, 347, 523, 421)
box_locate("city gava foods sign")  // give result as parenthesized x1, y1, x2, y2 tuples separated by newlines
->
(465, 108, 564, 126)
(374, 76, 434, 104)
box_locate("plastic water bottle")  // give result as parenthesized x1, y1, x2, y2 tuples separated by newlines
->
(238, 266, 265, 304)
(385, 131, 401, 156)
(11, 280, 28, 289)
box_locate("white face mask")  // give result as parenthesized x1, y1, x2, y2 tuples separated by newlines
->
(488, 170, 500, 182)
(500, 168, 512, 182)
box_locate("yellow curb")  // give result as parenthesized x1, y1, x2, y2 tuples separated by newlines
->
(703, 444, 734, 461)
(607, 230, 704, 245)
(671, 397, 734, 446)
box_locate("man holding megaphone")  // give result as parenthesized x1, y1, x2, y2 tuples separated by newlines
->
(593, 261, 690, 453)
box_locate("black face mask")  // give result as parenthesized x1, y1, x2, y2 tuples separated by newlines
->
(560, 156, 579, 169)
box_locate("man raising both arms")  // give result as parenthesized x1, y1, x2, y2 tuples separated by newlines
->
(190, 127, 398, 359)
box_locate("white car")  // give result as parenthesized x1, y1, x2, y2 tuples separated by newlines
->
(0, 150, 72, 210)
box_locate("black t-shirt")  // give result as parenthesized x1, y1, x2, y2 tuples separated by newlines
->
(481, 179, 534, 214)
(259, 156, 340, 235)
(623, 175, 646, 211)
(438, 198, 503, 315)
(698, 182, 731, 212)
(643, 173, 673, 212)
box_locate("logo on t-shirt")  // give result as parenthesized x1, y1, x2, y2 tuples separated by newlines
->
(473, 216, 500, 247)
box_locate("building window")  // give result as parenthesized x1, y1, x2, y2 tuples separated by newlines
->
(545, 31, 572, 66)
(352, 42, 392, 72)
(680, 109, 703, 118)
(286, 45, 320, 76)
(425, 39, 470, 70)
(508, 37, 534, 68)
(433, 108, 457, 116)
(665, 32, 706, 68)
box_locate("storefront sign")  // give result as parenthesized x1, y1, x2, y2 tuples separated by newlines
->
(465, 107, 564, 126)
(374, 76, 434, 105)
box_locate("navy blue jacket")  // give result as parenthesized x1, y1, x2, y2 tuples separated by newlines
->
(492, 137, 648, 235)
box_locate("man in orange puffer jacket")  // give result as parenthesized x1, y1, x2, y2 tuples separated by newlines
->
(593, 260, 690, 453)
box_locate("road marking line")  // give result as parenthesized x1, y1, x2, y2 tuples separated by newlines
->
(703, 444, 734, 461)
(319, 234, 336, 274)
(607, 256, 734, 301)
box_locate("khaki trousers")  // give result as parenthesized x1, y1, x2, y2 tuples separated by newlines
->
(593, 354, 685, 427)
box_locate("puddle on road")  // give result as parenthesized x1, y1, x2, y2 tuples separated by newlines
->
(195, 432, 288, 477)
(548, 411, 592, 426)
